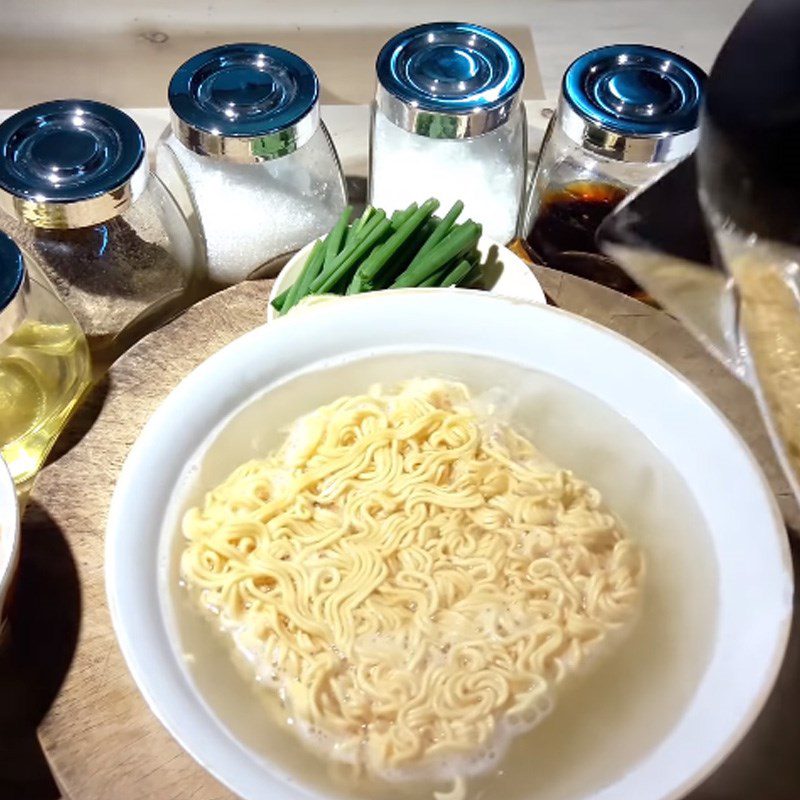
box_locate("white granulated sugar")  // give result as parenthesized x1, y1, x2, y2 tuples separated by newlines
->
(160, 127, 344, 284)
(370, 112, 525, 243)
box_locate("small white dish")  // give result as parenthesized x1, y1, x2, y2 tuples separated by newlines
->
(266, 234, 546, 320)
(0, 454, 20, 632)
(107, 290, 792, 800)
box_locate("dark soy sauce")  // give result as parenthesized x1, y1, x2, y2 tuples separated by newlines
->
(525, 182, 656, 304)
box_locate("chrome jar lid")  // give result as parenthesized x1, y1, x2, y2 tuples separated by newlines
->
(560, 44, 706, 162)
(0, 100, 147, 229)
(168, 43, 321, 163)
(375, 22, 524, 139)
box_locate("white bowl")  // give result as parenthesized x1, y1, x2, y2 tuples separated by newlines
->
(0, 454, 20, 632)
(266, 234, 546, 320)
(107, 290, 792, 800)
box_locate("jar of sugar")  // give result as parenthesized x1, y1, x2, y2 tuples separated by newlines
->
(369, 23, 527, 244)
(156, 43, 347, 286)
(0, 100, 199, 369)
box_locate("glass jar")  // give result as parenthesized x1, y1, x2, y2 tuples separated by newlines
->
(0, 100, 198, 370)
(520, 45, 706, 299)
(0, 231, 91, 486)
(369, 22, 527, 244)
(156, 43, 347, 287)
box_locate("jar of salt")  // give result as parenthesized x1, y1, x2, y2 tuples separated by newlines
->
(156, 43, 347, 286)
(0, 100, 199, 368)
(370, 22, 527, 244)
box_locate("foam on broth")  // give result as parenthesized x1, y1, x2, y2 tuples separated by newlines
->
(163, 351, 718, 800)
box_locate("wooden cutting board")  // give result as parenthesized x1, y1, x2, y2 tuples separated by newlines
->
(23, 269, 797, 800)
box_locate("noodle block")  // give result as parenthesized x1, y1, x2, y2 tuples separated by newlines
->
(181, 379, 645, 790)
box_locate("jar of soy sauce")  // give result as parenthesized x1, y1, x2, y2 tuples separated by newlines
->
(156, 43, 347, 286)
(520, 45, 706, 300)
(0, 100, 199, 369)
(370, 22, 527, 244)
(0, 231, 90, 486)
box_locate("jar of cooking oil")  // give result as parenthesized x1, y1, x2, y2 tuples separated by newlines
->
(0, 231, 91, 486)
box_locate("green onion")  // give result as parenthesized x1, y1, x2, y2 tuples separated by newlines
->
(271, 286, 291, 312)
(281, 239, 326, 313)
(343, 223, 357, 249)
(406, 200, 464, 271)
(323, 206, 353, 270)
(346, 206, 374, 247)
(417, 263, 451, 287)
(272, 198, 485, 310)
(345, 272, 365, 295)
(280, 206, 352, 313)
(310, 215, 392, 295)
(370, 218, 437, 290)
(307, 210, 387, 294)
(340, 207, 374, 254)
(356, 198, 439, 284)
(391, 220, 482, 288)
(441, 258, 473, 287)
(390, 202, 418, 229)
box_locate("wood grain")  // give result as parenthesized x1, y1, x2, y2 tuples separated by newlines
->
(26, 270, 798, 800)
(0, 0, 744, 104)
(33, 281, 274, 800)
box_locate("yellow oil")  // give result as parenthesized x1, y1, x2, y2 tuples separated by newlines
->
(0, 320, 91, 485)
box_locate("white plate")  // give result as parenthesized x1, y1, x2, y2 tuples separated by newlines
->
(107, 290, 792, 800)
(0, 454, 19, 629)
(266, 234, 546, 321)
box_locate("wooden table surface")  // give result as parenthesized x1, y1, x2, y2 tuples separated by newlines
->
(2, 268, 796, 800)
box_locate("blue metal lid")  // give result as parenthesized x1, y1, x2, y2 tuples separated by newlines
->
(376, 22, 524, 138)
(0, 231, 24, 315)
(168, 43, 321, 161)
(562, 44, 705, 148)
(0, 100, 146, 228)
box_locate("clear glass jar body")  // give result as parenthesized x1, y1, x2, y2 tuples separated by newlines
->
(520, 116, 675, 297)
(156, 122, 347, 286)
(0, 260, 91, 486)
(369, 104, 527, 244)
(0, 174, 198, 370)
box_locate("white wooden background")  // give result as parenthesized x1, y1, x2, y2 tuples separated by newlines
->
(0, 0, 748, 106)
